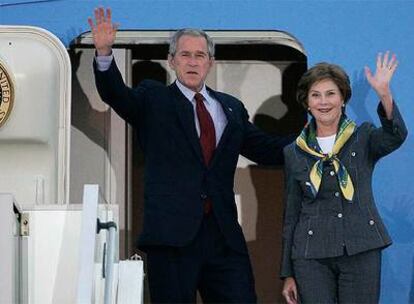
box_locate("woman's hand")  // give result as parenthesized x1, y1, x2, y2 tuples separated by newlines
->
(364, 51, 398, 119)
(282, 277, 298, 304)
(88, 7, 119, 56)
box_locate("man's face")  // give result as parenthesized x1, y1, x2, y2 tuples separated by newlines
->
(168, 35, 214, 92)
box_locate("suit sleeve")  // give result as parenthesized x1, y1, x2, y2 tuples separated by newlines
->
(368, 102, 408, 161)
(280, 146, 302, 278)
(93, 58, 147, 126)
(239, 105, 296, 166)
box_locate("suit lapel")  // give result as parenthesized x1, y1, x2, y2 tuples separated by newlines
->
(169, 83, 204, 164)
(169, 83, 239, 167)
(207, 88, 237, 167)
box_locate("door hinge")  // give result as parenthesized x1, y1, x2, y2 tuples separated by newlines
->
(20, 213, 29, 236)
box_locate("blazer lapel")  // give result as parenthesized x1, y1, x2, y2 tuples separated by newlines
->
(169, 83, 204, 164)
(207, 88, 237, 167)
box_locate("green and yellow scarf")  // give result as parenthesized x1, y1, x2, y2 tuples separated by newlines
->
(296, 116, 356, 202)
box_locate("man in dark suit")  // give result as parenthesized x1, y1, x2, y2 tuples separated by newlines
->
(88, 7, 292, 303)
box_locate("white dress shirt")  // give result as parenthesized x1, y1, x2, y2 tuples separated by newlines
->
(316, 134, 336, 154)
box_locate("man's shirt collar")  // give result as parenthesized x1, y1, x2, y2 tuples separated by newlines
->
(175, 80, 210, 104)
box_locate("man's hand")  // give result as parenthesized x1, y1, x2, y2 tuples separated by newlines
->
(282, 277, 298, 304)
(88, 7, 119, 56)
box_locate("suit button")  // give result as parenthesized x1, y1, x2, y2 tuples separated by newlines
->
(337, 213, 343, 218)
(330, 171, 335, 176)
(369, 220, 375, 226)
(351, 152, 356, 157)
(308, 230, 313, 236)
(334, 192, 340, 197)
(201, 194, 207, 200)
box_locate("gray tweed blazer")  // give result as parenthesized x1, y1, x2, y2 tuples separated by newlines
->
(280, 103, 408, 278)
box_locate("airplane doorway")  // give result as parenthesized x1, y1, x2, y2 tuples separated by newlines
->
(128, 32, 307, 303)
(71, 30, 307, 303)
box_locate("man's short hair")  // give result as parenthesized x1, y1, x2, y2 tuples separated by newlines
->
(169, 29, 215, 57)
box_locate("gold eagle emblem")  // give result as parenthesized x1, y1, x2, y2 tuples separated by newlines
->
(0, 61, 14, 128)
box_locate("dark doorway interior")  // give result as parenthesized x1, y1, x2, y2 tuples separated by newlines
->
(129, 42, 307, 303)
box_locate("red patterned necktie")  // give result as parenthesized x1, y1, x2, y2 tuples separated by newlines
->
(194, 93, 216, 165)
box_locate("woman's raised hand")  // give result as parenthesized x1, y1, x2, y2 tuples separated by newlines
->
(364, 51, 398, 118)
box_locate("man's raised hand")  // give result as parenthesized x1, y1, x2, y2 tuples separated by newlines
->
(88, 7, 119, 56)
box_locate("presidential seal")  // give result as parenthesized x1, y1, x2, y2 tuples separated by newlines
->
(0, 61, 14, 128)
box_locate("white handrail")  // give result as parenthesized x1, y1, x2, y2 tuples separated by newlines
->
(0, 194, 23, 303)
(97, 220, 117, 304)
(76, 184, 99, 304)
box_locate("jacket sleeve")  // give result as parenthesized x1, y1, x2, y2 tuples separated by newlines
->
(93, 58, 148, 126)
(239, 104, 297, 166)
(280, 146, 302, 278)
(368, 102, 408, 161)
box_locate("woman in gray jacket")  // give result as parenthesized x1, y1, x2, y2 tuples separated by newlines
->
(281, 52, 407, 304)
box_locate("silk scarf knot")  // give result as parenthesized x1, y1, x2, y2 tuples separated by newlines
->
(296, 116, 356, 202)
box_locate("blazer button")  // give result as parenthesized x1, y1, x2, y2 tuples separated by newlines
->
(351, 152, 356, 157)
(308, 230, 313, 236)
(201, 194, 207, 200)
(369, 220, 375, 226)
(330, 171, 335, 176)
(334, 192, 340, 197)
(337, 213, 343, 218)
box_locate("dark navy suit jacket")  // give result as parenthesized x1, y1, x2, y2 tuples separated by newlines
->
(94, 60, 292, 254)
(280, 103, 407, 278)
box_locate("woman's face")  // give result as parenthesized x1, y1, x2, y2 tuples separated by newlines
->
(307, 79, 344, 133)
